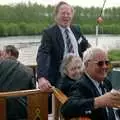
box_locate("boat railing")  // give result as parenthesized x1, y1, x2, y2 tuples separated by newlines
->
(0, 89, 48, 120)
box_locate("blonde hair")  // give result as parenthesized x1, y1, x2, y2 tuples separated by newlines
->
(53, 1, 74, 17)
(60, 53, 83, 77)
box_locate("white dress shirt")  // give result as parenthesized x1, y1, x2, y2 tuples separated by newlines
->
(58, 26, 79, 57)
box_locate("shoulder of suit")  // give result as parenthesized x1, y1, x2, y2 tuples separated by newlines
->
(42, 24, 60, 35)
(44, 24, 80, 33)
(70, 24, 81, 31)
(44, 24, 58, 31)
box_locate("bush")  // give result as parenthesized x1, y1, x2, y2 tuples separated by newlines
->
(6, 23, 21, 36)
(0, 23, 8, 36)
(108, 49, 120, 61)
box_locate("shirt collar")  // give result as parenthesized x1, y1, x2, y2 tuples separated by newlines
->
(58, 25, 70, 33)
(85, 72, 103, 88)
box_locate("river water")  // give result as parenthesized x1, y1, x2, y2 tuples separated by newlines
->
(0, 34, 120, 65)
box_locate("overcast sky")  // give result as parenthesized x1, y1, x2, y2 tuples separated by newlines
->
(0, 0, 120, 8)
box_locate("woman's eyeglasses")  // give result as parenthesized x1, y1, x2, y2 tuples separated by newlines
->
(92, 60, 110, 67)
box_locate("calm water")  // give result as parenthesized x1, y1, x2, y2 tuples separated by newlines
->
(0, 34, 120, 65)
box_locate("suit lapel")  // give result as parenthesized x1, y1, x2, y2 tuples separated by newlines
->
(55, 25, 79, 51)
(70, 26, 80, 41)
(55, 25, 64, 57)
(53, 25, 81, 58)
(84, 74, 101, 96)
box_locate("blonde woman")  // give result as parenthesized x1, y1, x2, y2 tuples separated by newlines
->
(57, 53, 84, 96)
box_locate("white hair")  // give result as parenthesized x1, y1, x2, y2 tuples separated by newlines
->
(60, 53, 83, 77)
(83, 47, 108, 64)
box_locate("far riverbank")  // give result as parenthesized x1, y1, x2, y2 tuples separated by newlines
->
(0, 34, 120, 65)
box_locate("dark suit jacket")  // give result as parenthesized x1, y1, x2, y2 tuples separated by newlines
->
(0, 58, 36, 120)
(61, 73, 120, 120)
(36, 24, 90, 85)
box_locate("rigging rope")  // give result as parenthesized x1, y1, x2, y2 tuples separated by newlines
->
(99, 0, 107, 17)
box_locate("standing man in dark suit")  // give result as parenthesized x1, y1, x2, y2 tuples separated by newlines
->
(61, 47, 120, 120)
(36, 1, 90, 92)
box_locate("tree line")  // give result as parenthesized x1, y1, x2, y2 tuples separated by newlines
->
(0, 2, 120, 36)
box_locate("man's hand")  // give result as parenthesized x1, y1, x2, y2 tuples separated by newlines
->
(94, 90, 120, 109)
(38, 77, 52, 92)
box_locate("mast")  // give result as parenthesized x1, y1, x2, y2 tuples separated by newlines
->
(96, 0, 107, 46)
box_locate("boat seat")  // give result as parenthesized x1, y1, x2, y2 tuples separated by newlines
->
(0, 89, 48, 120)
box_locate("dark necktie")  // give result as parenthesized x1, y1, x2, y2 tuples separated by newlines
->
(99, 83, 116, 120)
(99, 83, 105, 94)
(64, 29, 74, 53)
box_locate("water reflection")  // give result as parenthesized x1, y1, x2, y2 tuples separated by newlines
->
(88, 34, 120, 49)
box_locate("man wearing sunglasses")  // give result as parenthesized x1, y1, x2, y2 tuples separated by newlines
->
(61, 47, 120, 120)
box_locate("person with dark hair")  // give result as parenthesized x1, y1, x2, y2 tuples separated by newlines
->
(0, 53, 36, 119)
(2, 45, 19, 59)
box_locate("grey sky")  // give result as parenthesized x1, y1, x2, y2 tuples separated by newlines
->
(0, 0, 120, 8)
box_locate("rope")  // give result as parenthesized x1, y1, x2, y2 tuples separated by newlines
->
(99, 0, 107, 17)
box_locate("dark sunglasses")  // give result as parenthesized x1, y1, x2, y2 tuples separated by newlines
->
(93, 60, 110, 67)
